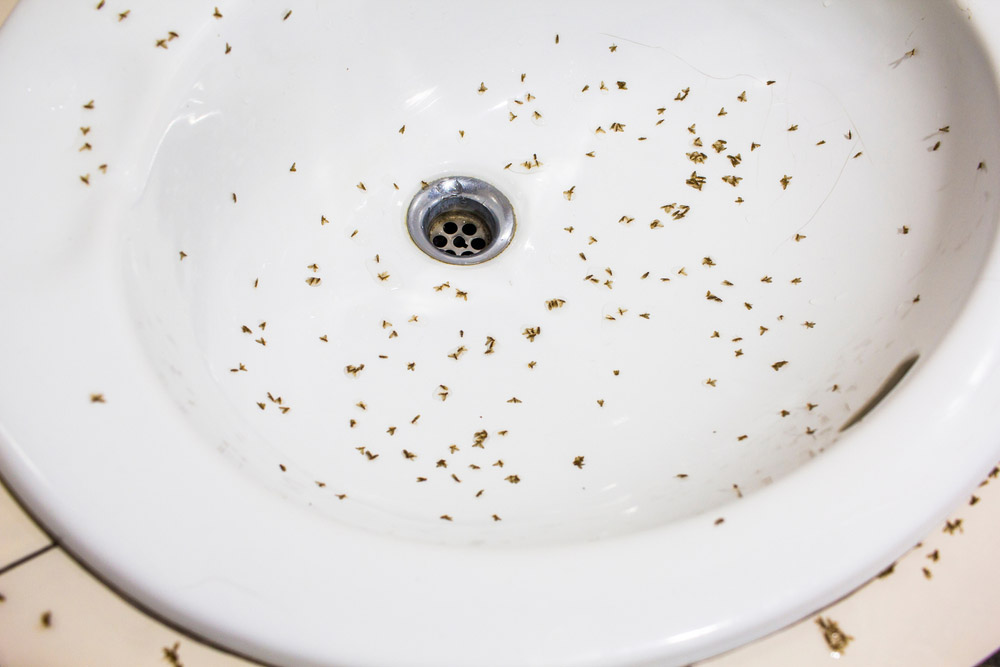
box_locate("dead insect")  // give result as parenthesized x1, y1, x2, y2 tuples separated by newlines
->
(705, 290, 723, 303)
(255, 337, 267, 346)
(686, 171, 707, 190)
(779, 175, 792, 190)
(675, 87, 690, 101)
(179, 251, 187, 260)
(546, 299, 566, 310)
(718, 107, 727, 116)
(225, 43, 232, 54)
(711, 139, 727, 153)
(794, 233, 806, 242)
(610, 122, 625, 132)
(563, 185, 576, 200)
(505, 474, 521, 483)
(447, 346, 468, 360)
(478, 82, 488, 94)
(522, 326, 541, 341)
(687, 151, 707, 164)
(213, 6, 223, 18)
(771, 360, 788, 371)
(721, 175, 742, 187)
(705, 378, 717, 387)
(737, 91, 747, 102)
(377, 272, 390, 281)
(117, 10, 129, 21)
(803, 321, 816, 329)
(507, 396, 522, 403)
(816, 617, 853, 654)
(787, 124, 798, 132)
(932, 141, 941, 151)
(305, 277, 322, 286)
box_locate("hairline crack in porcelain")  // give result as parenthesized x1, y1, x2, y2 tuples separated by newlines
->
(2, 1, 1000, 665)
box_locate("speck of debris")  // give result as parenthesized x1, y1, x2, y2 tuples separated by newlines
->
(40, 611, 52, 628)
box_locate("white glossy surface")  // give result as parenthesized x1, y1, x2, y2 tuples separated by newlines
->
(2, 1, 1000, 665)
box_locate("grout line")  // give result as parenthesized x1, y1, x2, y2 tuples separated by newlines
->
(0, 542, 57, 577)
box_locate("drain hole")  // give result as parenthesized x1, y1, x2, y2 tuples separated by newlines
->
(407, 176, 516, 265)
(839, 353, 920, 432)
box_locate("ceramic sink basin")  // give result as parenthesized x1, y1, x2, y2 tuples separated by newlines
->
(2, 1, 1000, 665)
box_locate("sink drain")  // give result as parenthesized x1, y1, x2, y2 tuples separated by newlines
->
(407, 176, 515, 265)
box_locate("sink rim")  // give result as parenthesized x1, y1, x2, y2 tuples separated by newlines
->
(1, 0, 1000, 665)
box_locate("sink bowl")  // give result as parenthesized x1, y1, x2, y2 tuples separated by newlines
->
(2, 0, 1000, 664)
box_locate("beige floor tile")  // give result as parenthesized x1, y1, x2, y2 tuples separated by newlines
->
(0, 481, 51, 570)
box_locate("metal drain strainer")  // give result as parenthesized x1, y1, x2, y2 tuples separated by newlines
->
(407, 176, 515, 265)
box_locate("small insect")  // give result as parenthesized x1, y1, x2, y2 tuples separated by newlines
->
(523, 326, 541, 341)
(675, 87, 690, 101)
(599, 81, 608, 91)
(687, 151, 707, 164)
(546, 299, 566, 310)
(816, 140, 826, 146)
(737, 91, 747, 102)
(803, 321, 816, 329)
(744, 302, 752, 311)
(117, 10, 129, 21)
(816, 617, 853, 654)
(79, 142, 92, 152)
(507, 396, 522, 403)
(844, 130, 853, 140)
(80, 174, 91, 185)
(714, 518, 725, 526)
(718, 107, 727, 117)
(225, 43, 232, 54)
(791, 277, 802, 284)
(356, 401, 367, 410)
(155, 38, 169, 49)
(705, 290, 723, 303)
(979, 162, 987, 171)
(943, 518, 963, 534)
(794, 233, 806, 242)
(692, 137, 703, 147)
(455, 289, 468, 301)
(96, 0, 104, 8)
(771, 360, 788, 371)
(555, 34, 560, 44)
(213, 6, 223, 18)
(377, 272, 390, 281)
(779, 175, 792, 190)
(610, 122, 625, 132)
(254, 337, 267, 346)
(563, 185, 576, 200)
(478, 82, 488, 94)
(721, 175, 742, 187)
(440, 515, 453, 521)
(686, 172, 707, 190)
(702, 257, 716, 267)
(505, 474, 521, 484)
(759, 326, 769, 336)
(283, 9, 292, 20)
(705, 378, 717, 387)
(852, 151, 863, 159)
(509, 112, 517, 122)
(932, 141, 941, 151)
(618, 215, 634, 225)
(527, 361, 536, 369)
(588, 236, 598, 244)
(305, 277, 321, 286)
(448, 346, 467, 360)
(168, 31, 179, 41)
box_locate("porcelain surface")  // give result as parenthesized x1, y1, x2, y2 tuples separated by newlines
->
(2, 1, 1000, 665)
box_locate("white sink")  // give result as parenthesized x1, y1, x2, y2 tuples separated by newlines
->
(2, 1, 1000, 664)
